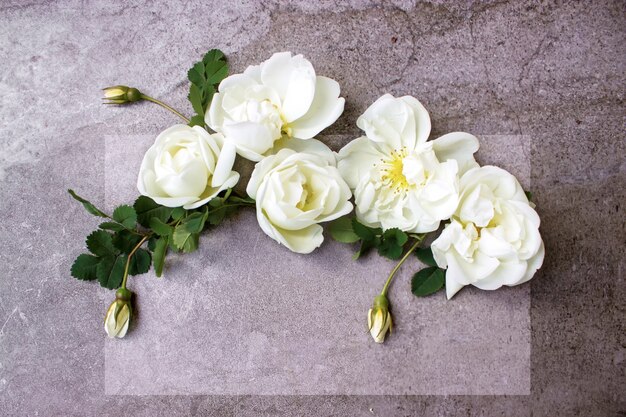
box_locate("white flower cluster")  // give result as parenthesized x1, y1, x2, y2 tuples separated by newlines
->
(136, 52, 543, 297)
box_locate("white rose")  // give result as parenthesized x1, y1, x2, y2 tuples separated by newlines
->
(337, 94, 480, 233)
(431, 166, 545, 299)
(137, 124, 239, 209)
(207, 51, 345, 161)
(246, 139, 353, 254)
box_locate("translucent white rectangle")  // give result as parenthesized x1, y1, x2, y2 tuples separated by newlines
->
(104, 134, 531, 395)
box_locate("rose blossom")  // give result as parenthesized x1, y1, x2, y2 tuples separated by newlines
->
(337, 94, 480, 233)
(206, 52, 345, 161)
(246, 139, 353, 254)
(431, 166, 545, 299)
(137, 124, 239, 209)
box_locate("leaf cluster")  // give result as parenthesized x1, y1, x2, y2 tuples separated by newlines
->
(187, 49, 228, 127)
(329, 215, 448, 297)
(328, 216, 411, 261)
(69, 188, 252, 288)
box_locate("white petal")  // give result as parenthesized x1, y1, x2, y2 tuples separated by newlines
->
(289, 76, 345, 139)
(432, 132, 479, 175)
(337, 137, 384, 189)
(446, 273, 465, 300)
(280, 61, 317, 122)
(222, 121, 276, 161)
(400, 95, 431, 147)
(211, 141, 236, 187)
(357, 94, 407, 149)
(271, 137, 336, 165)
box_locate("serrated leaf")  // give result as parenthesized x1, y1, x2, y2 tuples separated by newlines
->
(378, 243, 403, 260)
(188, 114, 205, 127)
(68, 189, 108, 218)
(112, 230, 142, 254)
(187, 66, 204, 86)
(149, 217, 173, 236)
(329, 217, 360, 243)
(153, 237, 168, 277)
(97, 255, 126, 289)
(172, 227, 200, 253)
(415, 247, 437, 267)
(86, 230, 117, 257)
(203, 49, 225, 64)
(193, 62, 206, 83)
(188, 84, 204, 117)
(99, 222, 126, 232)
(129, 249, 151, 276)
(71, 254, 100, 281)
(204, 60, 228, 85)
(187, 49, 227, 121)
(411, 267, 445, 297)
(134, 196, 173, 227)
(383, 228, 408, 246)
(181, 211, 208, 234)
(112, 205, 137, 229)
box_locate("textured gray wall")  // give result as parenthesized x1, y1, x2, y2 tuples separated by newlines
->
(0, 0, 624, 416)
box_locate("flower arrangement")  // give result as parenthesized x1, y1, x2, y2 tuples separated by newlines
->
(70, 49, 544, 342)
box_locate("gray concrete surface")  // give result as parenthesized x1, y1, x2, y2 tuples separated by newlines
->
(0, 0, 624, 416)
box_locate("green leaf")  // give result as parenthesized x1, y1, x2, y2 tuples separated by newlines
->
(329, 217, 360, 243)
(181, 211, 208, 233)
(204, 60, 228, 85)
(171, 207, 186, 220)
(187, 66, 204, 86)
(202, 49, 225, 64)
(415, 247, 437, 267)
(187, 49, 227, 121)
(351, 218, 380, 242)
(68, 189, 108, 218)
(149, 217, 173, 236)
(188, 84, 204, 117)
(152, 237, 168, 277)
(112, 230, 142, 254)
(129, 249, 151, 276)
(99, 222, 126, 232)
(378, 242, 403, 260)
(188, 115, 205, 127)
(112, 205, 137, 229)
(134, 196, 173, 227)
(411, 267, 445, 297)
(352, 237, 378, 260)
(383, 228, 408, 246)
(70, 254, 100, 281)
(229, 195, 255, 205)
(96, 255, 126, 289)
(86, 230, 117, 257)
(172, 228, 200, 253)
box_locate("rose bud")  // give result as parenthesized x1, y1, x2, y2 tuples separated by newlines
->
(102, 85, 142, 104)
(367, 294, 392, 343)
(104, 288, 132, 338)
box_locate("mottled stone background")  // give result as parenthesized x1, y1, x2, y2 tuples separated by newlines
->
(0, 0, 624, 416)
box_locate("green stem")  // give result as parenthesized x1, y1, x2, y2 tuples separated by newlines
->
(121, 235, 150, 290)
(380, 237, 424, 296)
(140, 94, 190, 124)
